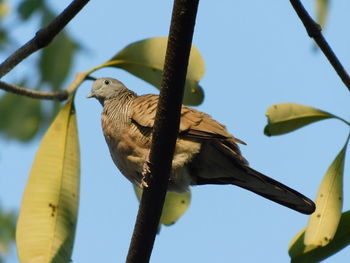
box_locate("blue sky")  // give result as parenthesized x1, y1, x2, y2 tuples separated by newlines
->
(1, 0, 349, 262)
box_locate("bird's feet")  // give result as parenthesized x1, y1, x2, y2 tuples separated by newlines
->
(140, 157, 152, 188)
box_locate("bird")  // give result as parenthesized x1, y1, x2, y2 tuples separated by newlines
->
(87, 77, 315, 215)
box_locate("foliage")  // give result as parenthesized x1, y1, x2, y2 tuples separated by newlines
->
(87, 37, 205, 105)
(107, 37, 204, 105)
(0, 92, 41, 141)
(134, 185, 191, 227)
(0, 206, 16, 263)
(16, 99, 80, 263)
(0, 0, 347, 263)
(264, 103, 339, 136)
(265, 103, 350, 261)
(316, 0, 329, 29)
(289, 210, 350, 263)
(14, 37, 205, 263)
(0, 0, 78, 142)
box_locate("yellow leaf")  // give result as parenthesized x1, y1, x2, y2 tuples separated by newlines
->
(134, 186, 191, 226)
(16, 99, 80, 263)
(0, 1, 9, 19)
(304, 139, 348, 247)
(289, 211, 350, 263)
(316, 0, 329, 28)
(264, 103, 336, 136)
(91, 37, 205, 105)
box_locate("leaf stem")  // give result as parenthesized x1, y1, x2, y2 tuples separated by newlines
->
(344, 131, 350, 147)
(289, 0, 350, 92)
(0, 72, 89, 101)
(334, 116, 350, 127)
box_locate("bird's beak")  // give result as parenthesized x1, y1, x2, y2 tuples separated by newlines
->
(86, 92, 95, 99)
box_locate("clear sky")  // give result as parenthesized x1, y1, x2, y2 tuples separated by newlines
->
(1, 0, 349, 262)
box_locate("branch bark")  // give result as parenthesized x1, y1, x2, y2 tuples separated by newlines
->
(0, 73, 93, 101)
(0, 81, 68, 101)
(125, 0, 200, 263)
(0, 0, 90, 79)
(289, 0, 350, 92)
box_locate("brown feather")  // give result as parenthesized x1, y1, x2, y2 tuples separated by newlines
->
(90, 78, 315, 215)
(130, 94, 315, 214)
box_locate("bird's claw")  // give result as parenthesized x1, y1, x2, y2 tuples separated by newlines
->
(141, 158, 152, 188)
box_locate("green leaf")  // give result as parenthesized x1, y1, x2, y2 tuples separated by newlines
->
(0, 93, 41, 142)
(0, 207, 16, 259)
(18, 0, 43, 20)
(16, 99, 80, 263)
(39, 30, 77, 91)
(134, 185, 191, 226)
(316, 0, 329, 28)
(264, 103, 337, 136)
(289, 210, 350, 263)
(0, 28, 9, 48)
(304, 138, 348, 247)
(95, 37, 205, 105)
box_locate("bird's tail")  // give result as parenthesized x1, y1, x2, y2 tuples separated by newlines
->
(196, 167, 315, 215)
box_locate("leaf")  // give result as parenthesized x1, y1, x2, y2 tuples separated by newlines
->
(0, 0, 9, 19)
(16, 99, 80, 263)
(39, 30, 77, 91)
(0, 93, 41, 142)
(264, 103, 336, 136)
(316, 0, 329, 28)
(96, 37, 205, 105)
(0, 207, 16, 258)
(18, 0, 43, 20)
(289, 210, 350, 263)
(304, 138, 348, 247)
(134, 186, 191, 226)
(0, 28, 9, 48)
(160, 190, 191, 226)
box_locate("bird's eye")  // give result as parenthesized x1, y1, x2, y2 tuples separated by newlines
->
(104, 80, 110, 85)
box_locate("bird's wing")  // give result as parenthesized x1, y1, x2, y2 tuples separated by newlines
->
(131, 94, 245, 143)
(131, 95, 315, 214)
(131, 94, 248, 165)
(131, 94, 158, 128)
(131, 95, 248, 166)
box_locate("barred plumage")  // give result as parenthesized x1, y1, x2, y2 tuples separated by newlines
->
(87, 77, 316, 215)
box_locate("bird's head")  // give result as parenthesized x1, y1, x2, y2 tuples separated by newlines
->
(87, 78, 129, 105)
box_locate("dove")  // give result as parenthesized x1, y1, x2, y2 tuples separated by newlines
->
(87, 77, 315, 215)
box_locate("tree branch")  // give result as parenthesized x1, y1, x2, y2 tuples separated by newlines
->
(0, 73, 93, 101)
(0, 0, 90, 78)
(125, 0, 200, 263)
(0, 81, 68, 101)
(289, 0, 350, 92)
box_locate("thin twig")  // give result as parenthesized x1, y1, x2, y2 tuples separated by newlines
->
(125, 0, 200, 263)
(0, 0, 90, 78)
(0, 80, 68, 101)
(0, 72, 93, 101)
(289, 0, 350, 92)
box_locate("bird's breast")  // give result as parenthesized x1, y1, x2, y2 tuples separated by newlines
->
(101, 116, 148, 183)
(101, 113, 202, 191)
